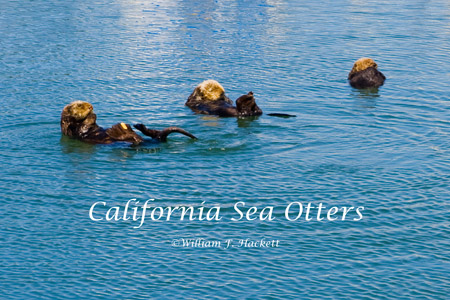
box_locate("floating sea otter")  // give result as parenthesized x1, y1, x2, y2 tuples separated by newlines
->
(61, 101, 196, 144)
(185, 80, 295, 118)
(348, 58, 386, 89)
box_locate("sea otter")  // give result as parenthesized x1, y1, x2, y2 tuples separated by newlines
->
(348, 58, 386, 89)
(185, 80, 262, 117)
(61, 101, 196, 144)
(186, 80, 295, 118)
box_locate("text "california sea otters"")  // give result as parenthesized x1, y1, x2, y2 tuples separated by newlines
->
(89, 199, 364, 228)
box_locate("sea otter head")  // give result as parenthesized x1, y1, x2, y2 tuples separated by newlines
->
(62, 101, 93, 120)
(235, 92, 263, 117)
(196, 80, 226, 101)
(61, 101, 96, 136)
(186, 80, 233, 106)
(348, 58, 378, 79)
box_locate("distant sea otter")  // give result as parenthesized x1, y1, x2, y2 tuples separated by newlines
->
(61, 101, 196, 144)
(185, 80, 295, 118)
(348, 58, 386, 89)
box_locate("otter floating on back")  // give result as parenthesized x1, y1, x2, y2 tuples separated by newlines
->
(185, 80, 295, 118)
(61, 101, 196, 144)
(185, 80, 262, 117)
(348, 58, 386, 89)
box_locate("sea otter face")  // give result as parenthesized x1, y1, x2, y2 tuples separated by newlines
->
(61, 101, 96, 136)
(348, 58, 378, 79)
(235, 92, 263, 117)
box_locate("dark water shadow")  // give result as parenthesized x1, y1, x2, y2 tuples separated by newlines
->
(60, 135, 97, 155)
(108, 147, 157, 161)
(351, 87, 380, 98)
(351, 87, 380, 109)
(60, 136, 163, 157)
(126, 141, 163, 155)
(236, 116, 261, 128)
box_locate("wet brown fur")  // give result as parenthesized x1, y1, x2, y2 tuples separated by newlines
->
(185, 80, 262, 117)
(348, 58, 385, 89)
(61, 101, 196, 144)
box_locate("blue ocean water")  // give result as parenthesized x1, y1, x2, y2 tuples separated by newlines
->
(1, 0, 449, 298)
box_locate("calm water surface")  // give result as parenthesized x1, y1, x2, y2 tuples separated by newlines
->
(1, 0, 449, 299)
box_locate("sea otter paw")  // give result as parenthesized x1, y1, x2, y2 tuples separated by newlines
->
(133, 124, 160, 139)
(106, 123, 143, 144)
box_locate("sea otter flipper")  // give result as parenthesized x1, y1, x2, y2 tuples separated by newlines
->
(134, 124, 197, 142)
(159, 127, 197, 142)
(267, 113, 296, 118)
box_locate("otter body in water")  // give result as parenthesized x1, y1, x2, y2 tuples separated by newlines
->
(186, 80, 295, 118)
(61, 101, 196, 144)
(348, 58, 386, 89)
(185, 80, 263, 117)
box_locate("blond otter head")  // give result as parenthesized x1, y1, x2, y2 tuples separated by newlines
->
(348, 58, 378, 79)
(195, 80, 226, 102)
(61, 101, 93, 121)
(61, 101, 95, 136)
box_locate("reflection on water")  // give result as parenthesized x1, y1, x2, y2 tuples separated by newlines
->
(60, 136, 98, 155)
(351, 87, 380, 109)
(198, 115, 222, 127)
(61, 135, 165, 155)
(237, 116, 261, 128)
(352, 87, 380, 98)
